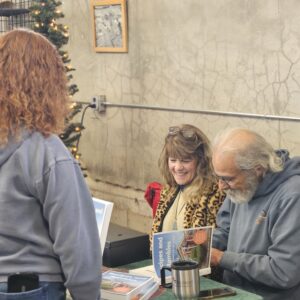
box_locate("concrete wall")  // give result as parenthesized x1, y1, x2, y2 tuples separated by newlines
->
(62, 0, 300, 233)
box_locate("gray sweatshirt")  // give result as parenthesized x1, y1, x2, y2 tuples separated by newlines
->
(0, 131, 101, 300)
(213, 150, 300, 300)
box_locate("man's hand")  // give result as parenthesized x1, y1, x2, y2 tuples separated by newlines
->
(211, 248, 224, 266)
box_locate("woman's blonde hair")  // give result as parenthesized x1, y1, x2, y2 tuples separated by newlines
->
(0, 28, 70, 146)
(159, 124, 215, 202)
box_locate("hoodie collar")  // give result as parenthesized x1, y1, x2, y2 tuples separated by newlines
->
(0, 130, 31, 167)
(254, 149, 300, 198)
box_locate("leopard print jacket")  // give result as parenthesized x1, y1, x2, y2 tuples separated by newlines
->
(150, 183, 225, 249)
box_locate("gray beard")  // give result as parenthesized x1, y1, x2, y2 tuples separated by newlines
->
(227, 174, 259, 204)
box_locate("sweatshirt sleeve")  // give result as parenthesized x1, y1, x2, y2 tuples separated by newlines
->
(36, 159, 102, 300)
(219, 192, 300, 289)
(212, 198, 231, 251)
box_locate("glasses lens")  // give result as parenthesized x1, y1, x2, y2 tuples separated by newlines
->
(168, 126, 180, 135)
(216, 175, 234, 186)
(181, 129, 195, 139)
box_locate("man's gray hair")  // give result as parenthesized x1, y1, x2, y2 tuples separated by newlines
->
(213, 128, 283, 173)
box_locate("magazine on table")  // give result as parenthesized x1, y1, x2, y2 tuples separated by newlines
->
(152, 226, 213, 278)
(92, 197, 114, 254)
(101, 270, 154, 300)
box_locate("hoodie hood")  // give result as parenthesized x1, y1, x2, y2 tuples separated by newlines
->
(0, 131, 31, 167)
(254, 149, 300, 198)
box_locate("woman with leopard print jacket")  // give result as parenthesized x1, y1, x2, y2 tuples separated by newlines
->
(150, 124, 226, 241)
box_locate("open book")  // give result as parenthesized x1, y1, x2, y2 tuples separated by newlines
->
(93, 197, 114, 254)
(152, 226, 213, 278)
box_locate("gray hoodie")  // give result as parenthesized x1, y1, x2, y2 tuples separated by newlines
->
(0, 131, 101, 300)
(213, 150, 300, 300)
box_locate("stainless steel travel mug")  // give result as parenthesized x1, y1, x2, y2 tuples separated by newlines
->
(161, 260, 200, 299)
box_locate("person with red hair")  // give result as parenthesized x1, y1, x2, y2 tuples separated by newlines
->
(0, 28, 101, 300)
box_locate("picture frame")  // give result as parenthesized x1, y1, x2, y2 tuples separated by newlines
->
(91, 0, 128, 52)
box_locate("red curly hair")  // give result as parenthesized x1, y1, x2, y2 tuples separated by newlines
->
(0, 28, 70, 146)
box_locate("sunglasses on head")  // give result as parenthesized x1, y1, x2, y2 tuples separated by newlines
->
(168, 126, 196, 139)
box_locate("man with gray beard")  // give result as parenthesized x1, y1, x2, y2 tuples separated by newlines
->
(210, 128, 300, 300)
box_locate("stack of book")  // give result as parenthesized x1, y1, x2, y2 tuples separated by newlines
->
(101, 270, 159, 300)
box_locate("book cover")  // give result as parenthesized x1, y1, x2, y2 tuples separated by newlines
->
(135, 281, 159, 300)
(129, 265, 159, 282)
(93, 197, 114, 254)
(101, 270, 153, 300)
(152, 226, 213, 278)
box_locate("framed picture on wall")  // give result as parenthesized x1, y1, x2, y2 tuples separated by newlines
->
(91, 0, 128, 52)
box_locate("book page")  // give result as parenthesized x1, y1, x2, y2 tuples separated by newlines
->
(129, 265, 160, 283)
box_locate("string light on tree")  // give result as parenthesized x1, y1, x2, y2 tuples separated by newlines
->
(30, 0, 84, 173)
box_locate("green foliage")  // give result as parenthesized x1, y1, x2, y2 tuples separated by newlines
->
(29, 0, 78, 97)
(30, 0, 84, 163)
(30, 1, 67, 46)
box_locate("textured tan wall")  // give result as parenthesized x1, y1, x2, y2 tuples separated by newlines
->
(63, 0, 300, 233)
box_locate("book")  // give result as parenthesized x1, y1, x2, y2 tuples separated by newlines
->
(152, 226, 213, 279)
(135, 280, 159, 300)
(93, 197, 114, 254)
(101, 270, 154, 300)
(129, 265, 158, 282)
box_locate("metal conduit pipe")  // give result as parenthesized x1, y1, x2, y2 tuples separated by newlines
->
(75, 98, 300, 122)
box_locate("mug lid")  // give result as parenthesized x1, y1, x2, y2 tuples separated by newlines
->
(171, 260, 199, 270)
